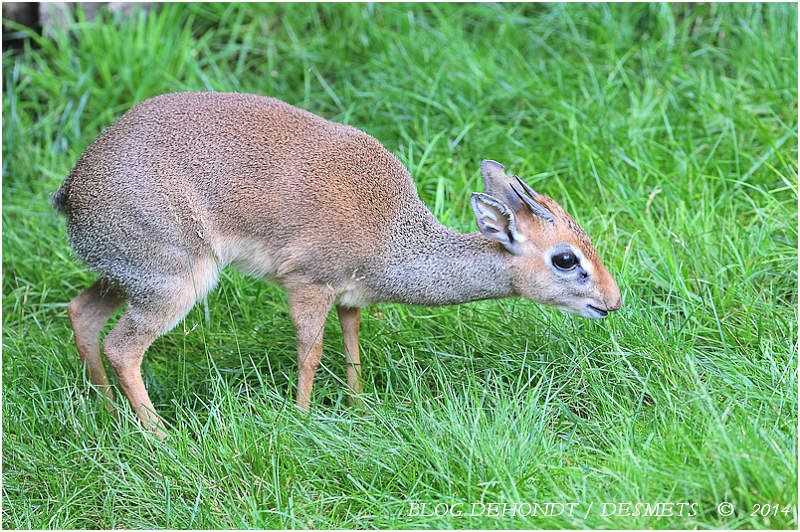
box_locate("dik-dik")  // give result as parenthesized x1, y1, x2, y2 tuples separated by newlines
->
(54, 92, 621, 439)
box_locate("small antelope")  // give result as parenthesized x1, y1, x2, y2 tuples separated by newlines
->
(54, 92, 621, 438)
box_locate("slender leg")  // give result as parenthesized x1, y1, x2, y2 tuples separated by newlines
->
(336, 305, 362, 404)
(288, 285, 334, 410)
(103, 308, 171, 440)
(67, 279, 125, 404)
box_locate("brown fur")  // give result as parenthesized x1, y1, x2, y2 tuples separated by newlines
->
(55, 92, 621, 438)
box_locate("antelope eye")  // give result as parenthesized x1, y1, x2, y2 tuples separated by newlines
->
(552, 251, 578, 271)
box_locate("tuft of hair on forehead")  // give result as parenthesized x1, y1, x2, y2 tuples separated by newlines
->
(533, 194, 599, 262)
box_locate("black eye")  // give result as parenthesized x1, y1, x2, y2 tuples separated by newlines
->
(552, 251, 578, 271)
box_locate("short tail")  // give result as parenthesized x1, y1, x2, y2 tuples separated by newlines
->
(51, 182, 69, 214)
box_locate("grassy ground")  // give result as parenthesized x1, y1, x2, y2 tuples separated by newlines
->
(2, 3, 797, 529)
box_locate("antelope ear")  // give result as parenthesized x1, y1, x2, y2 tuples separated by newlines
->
(480, 160, 507, 187)
(480, 159, 522, 210)
(471, 193, 525, 255)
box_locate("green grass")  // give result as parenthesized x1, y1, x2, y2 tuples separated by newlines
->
(2, 2, 797, 529)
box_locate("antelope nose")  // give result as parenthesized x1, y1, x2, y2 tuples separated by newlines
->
(606, 293, 622, 312)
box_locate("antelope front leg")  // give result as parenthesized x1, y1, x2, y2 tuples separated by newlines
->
(288, 285, 334, 410)
(336, 305, 362, 404)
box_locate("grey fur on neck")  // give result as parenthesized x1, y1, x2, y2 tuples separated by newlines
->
(373, 213, 515, 306)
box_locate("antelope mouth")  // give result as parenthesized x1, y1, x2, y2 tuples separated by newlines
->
(585, 304, 609, 319)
